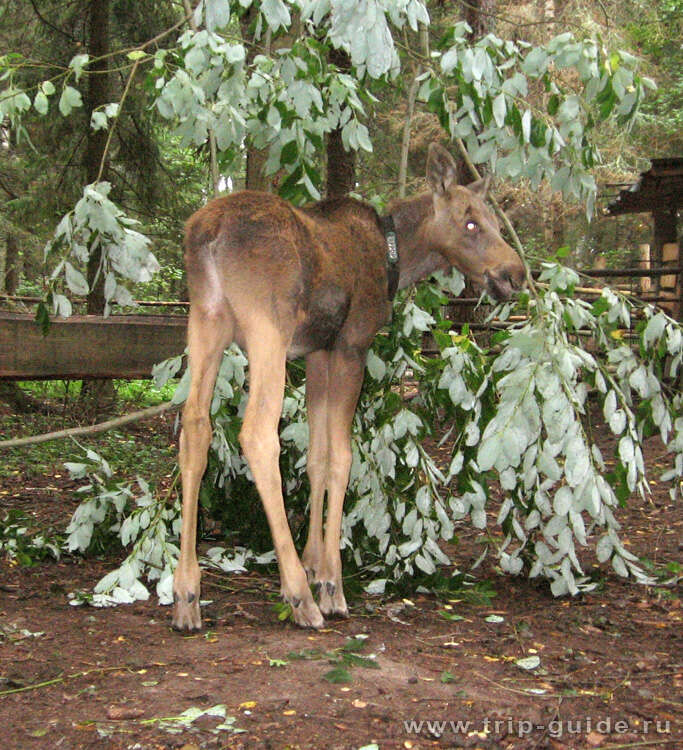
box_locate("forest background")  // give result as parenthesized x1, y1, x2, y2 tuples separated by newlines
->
(1, 0, 681, 305)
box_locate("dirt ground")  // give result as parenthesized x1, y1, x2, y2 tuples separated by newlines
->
(1, 411, 681, 750)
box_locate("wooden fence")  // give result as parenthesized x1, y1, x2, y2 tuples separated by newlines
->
(0, 262, 680, 381)
(0, 312, 186, 380)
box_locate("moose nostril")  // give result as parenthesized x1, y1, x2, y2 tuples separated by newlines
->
(501, 264, 524, 290)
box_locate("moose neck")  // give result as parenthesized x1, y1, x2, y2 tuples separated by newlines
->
(386, 192, 448, 290)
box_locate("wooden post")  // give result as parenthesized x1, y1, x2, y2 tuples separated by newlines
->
(661, 241, 681, 320)
(638, 244, 651, 294)
(652, 209, 679, 318)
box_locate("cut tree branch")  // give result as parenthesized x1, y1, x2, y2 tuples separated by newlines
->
(0, 401, 178, 449)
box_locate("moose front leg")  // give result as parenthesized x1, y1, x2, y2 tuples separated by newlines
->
(316, 349, 365, 618)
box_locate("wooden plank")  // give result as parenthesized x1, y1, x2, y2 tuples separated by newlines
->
(662, 242, 679, 264)
(0, 313, 187, 380)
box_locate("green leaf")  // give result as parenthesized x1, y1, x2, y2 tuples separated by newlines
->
(33, 91, 48, 115)
(204, 0, 231, 31)
(323, 666, 352, 684)
(273, 601, 292, 621)
(366, 350, 386, 380)
(477, 436, 501, 471)
(286, 648, 325, 661)
(342, 637, 369, 653)
(127, 50, 146, 61)
(342, 653, 380, 670)
(440, 610, 464, 622)
(68, 53, 89, 81)
(440, 671, 456, 683)
(591, 297, 610, 316)
(280, 140, 298, 165)
(64, 262, 89, 296)
(261, 0, 291, 31)
(522, 47, 548, 76)
(612, 555, 628, 578)
(492, 93, 507, 127)
(521, 108, 531, 143)
(59, 86, 83, 117)
(553, 486, 573, 516)
(91, 111, 108, 131)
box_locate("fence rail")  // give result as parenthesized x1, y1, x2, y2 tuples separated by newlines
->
(0, 312, 186, 381)
(0, 262, 680, 381)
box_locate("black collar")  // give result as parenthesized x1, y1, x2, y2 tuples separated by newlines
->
(380, 214, 400, 300)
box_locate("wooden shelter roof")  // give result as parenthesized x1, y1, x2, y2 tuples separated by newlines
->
(607, 157, 683, 215)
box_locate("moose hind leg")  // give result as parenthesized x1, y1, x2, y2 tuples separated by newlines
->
(301, 351, 330, 585)
(240, 329, 324, 629)
(173, 304, 232, 632)
(317, 350, 365, 618)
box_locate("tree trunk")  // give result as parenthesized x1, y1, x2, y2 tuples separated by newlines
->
(4, 233, 19, 294)
(84, 0, 110, 314)
(326, 48, 355, 198)
(465, 0, 496, 39)
(0, 235, 5, 292)
(541, 0, 557, 30)
(241, 16, 300, 192)
(81, 0, 115, 413)
(245, 147, 272, 192)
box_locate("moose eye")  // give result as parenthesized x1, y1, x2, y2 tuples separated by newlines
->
(465, 220, 479, 233)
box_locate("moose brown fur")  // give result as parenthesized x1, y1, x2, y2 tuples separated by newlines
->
(172, 143, 525, 631)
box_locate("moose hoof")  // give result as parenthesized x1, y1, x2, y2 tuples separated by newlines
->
(289, 595, 324, 629)
(318, 581, 349, 619)
(172, 592, 202, 633)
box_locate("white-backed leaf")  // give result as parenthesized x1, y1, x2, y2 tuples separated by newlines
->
(64, 262, 89, 295)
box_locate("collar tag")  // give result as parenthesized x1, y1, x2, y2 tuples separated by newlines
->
(386, 232, 398, 264)
(386, 231, 398, 264)
(381, 214, 400, 300)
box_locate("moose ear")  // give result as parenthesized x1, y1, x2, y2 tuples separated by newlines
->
(467, 175, 491, 198)
(426, 143, 460, 196)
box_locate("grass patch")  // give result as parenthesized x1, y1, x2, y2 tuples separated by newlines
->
(15, 378, 176, 407)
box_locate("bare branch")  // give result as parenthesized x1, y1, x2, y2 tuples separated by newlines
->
(0, 401, 178, 449)
(28, 0, 76, 42)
